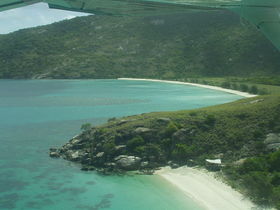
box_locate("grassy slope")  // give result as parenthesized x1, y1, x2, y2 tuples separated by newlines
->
(0, 11, 279, 79)
(98, 95, 280, 162)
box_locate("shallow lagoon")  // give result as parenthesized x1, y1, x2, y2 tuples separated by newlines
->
(0, 79, 242, 210)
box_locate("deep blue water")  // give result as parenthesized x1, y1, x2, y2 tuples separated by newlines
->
(0, 79, 242, 210)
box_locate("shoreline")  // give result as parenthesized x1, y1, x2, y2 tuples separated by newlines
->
(118, 77, 257, 209)
(118, 78, 257, 98)
(156, 166, 256, 210)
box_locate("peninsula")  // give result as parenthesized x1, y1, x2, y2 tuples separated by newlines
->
(50, 84, 280, 209)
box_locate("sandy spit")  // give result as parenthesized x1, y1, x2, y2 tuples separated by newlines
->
(117, 78, 257, 98)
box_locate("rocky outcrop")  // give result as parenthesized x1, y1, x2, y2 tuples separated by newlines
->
(172, 128, 188, 143)
(167, 161, 179, 169)
(49, 148, 60, 158)
(49, 128, 154, 173)
(172, 128, 195, 144)
(49, 97, 280, 176)
(264, 133, 280, 150)
(115, 155, 141, 170)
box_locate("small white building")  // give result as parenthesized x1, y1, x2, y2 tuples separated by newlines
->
(205, 159, 222, 171)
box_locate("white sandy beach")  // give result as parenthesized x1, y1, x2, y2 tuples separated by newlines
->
(156, 166, 256, 210)
(118, 78, 257, 98)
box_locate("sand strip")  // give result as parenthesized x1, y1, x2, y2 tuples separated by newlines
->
(118, 78, 257, 98)
(156, 166, 256, 210)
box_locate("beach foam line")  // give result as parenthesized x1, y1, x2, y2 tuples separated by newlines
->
(117, 78, 257, 98)
(156, 166, 256, 210)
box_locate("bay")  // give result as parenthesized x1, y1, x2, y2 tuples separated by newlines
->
(0, 79, 242, 210)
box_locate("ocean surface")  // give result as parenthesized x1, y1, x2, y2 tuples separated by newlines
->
(0, 79, 243, 210)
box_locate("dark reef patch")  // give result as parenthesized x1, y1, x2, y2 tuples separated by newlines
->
(75, 194, 114, 210)
(103, 193, 114, 199)
(0, 179, 28, 193)
(85, 181, 96, 185)
(25, 199, 54, 209)
(59, 187, 87, 195)
(92, 194, 113, 210)
(0, 170, 16, 179)
(46, 182, 65, 191)
(0, 193, 21, 209)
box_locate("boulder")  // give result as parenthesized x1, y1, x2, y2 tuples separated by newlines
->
(264, 133, 280, 150)
(140, 161, 149, 168)
(105, 162, 116, 167)
(114, 145, 126, 154)
(115, 145, 126, 151)
(214, 153, 224, 159)
(134, 127, 152, 134)
(70, 151, 80, 161)
(115, 155, 141, 170)
(49, 148, 58, 152)
(170, 163, 179, 169)
(233, 158, 247, 166)
(140, 169, 155, 175)
(172, 128, 188, 143)
(264, 133, 280, 144)
(167, 161, 179, 169)
(61, 143, 73, 151)
(96, 152, 105, 158)
(114, 155, 128, 161)
(70, 138, 81, 144)
(64, 150, 84, 161)
(49, 151, 60, 158)
(267, 143, 280, 150)
(156, 118, 171, 123)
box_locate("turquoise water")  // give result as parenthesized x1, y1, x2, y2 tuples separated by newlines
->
(0, 79, 242, 210)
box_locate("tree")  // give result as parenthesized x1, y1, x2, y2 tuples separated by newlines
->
(171, 144, 194, 162)
(81, 123, 92, 131)
(238, 158, 268, 174)
(127, 136, 145, 150)
(221, 81, 231, 89)
(239, 84, 249, 92)
(165, 121, 178, 137)
(205, 114, 216, 126)
(249, 85, 259, 94)
(268, 150, 280, 172)
(243, 172, 273, 204)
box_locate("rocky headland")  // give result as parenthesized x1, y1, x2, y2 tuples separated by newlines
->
(50, 95, 280, 176)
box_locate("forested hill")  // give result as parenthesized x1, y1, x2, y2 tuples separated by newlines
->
(0, 11, 279, 79)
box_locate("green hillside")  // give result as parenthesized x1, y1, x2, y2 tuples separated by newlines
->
(0, 10, 279, 79)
